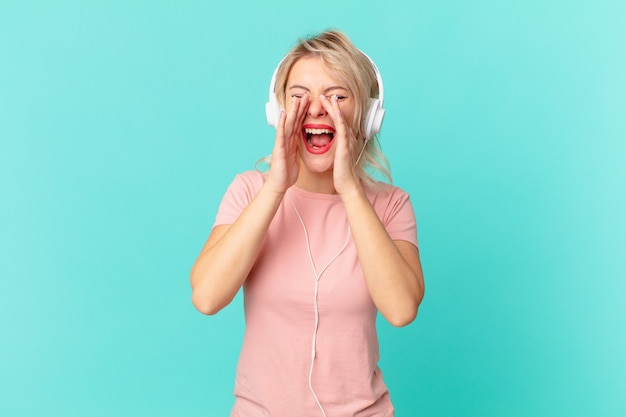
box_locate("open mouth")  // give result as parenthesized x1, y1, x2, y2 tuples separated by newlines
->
(302, 125, 335, 154)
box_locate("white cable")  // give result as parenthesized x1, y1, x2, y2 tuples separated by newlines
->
(355, 138, 369, 166)
(287, 190, 351, 417)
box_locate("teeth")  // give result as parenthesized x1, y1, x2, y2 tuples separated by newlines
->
(304, 128, 333, 134)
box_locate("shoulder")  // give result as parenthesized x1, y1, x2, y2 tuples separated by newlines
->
(365, 181, 416, 226)
(220, 170, 266, 208)
(232, 170, 266, 189)
(365, 181, 412, 204)
(365, 181, 418, 245)
(214, 170, 267, 226)
(226, 170, 266, 197)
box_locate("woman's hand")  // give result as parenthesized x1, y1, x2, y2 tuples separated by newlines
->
(320, 94, 362, 197)
(265, 95, 309, 195)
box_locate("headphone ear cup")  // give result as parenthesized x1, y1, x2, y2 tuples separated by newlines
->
(266, 94, 281, 128)
(363, 98, 385, 139)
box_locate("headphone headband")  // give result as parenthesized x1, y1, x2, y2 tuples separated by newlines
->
(265, 50, 385, 140)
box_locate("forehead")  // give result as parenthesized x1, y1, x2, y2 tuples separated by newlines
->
(287, 56, 347, 88)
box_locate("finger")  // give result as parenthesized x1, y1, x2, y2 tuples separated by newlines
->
(321, 95, 351, 145)
(277, 109, 286, 130)
(286, 95, 308, 152)
(294, 94, 309, 127)
(319, 94, 339, 122)
(275, 110, 286, 145)
(287, 95, 309, 148)
(321, 94, 349, 137)
(286, 95, 310, 137)
(284, 96, 300, 136)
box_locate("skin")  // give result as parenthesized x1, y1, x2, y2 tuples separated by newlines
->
(190, 56, 424, 326)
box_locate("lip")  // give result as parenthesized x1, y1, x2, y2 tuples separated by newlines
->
(302, 124, 336, 155)
(302, 123, 335, 130)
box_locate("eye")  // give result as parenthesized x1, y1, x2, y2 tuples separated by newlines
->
(291, 93, 306, 99)
(326, 94, 348, 101)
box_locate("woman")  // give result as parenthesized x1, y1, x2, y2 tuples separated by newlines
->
(191, 30, 425, 417)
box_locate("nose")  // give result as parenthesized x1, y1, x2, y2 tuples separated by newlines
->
(307, 95, 327, 118)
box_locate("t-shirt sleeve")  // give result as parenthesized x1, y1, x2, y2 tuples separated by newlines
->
(213, 170, 265, 227)
(379, 187, 419, 248)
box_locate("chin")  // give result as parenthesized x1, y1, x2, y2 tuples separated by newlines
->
(299, 152, 335, 175)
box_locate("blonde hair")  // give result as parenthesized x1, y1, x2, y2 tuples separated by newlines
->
(261, 29, 392, 188)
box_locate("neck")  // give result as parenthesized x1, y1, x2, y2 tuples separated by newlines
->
(295, 169, 337, 194)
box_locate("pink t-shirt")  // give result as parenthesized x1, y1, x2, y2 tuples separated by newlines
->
(214, 170, 418, 417)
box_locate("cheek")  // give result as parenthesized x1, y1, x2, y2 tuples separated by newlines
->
(339, 105, 357, 131)
(342, 97, 357, 118)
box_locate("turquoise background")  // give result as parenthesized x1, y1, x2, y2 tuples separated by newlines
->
(1, 0, 625, 416)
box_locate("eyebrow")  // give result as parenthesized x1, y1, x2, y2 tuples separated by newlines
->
(288, 84, 348, 93)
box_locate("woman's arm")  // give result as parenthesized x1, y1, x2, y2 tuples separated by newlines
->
(190, 183, 285, 315)
(341, 189, 425, 327)
(190, 96, 309, 315)
(321, 94, 425, 326)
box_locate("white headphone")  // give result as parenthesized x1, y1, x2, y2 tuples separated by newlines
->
(265, 51, 385, 140)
